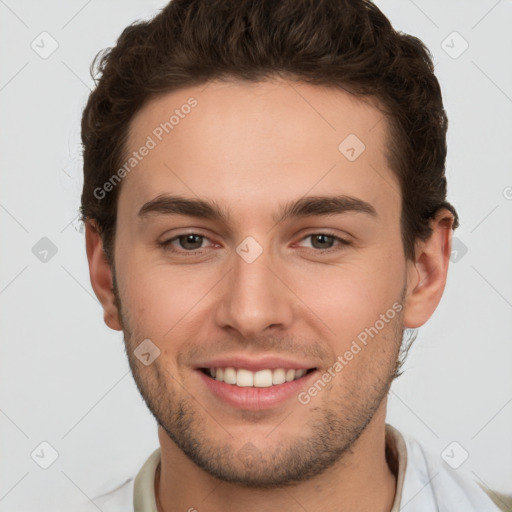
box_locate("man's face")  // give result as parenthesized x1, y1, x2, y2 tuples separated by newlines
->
(112, 78, 409, 486)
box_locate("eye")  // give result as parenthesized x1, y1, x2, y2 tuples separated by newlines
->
(161, 233, 213, 252)
(297, 233, 350, 251)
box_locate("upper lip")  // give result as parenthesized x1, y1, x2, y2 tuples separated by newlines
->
(195, 355, 317, 372)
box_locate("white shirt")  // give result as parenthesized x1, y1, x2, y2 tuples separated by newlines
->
(90, 424, 508, 511)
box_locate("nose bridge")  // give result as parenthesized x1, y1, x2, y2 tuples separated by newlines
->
(214, 243, 293, 336)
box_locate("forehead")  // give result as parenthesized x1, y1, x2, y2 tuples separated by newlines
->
(121, 78, 400, 225)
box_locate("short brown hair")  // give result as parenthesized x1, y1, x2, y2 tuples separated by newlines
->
(80, 0, 458, 261)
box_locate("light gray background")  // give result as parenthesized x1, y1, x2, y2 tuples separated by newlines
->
(0, 0, 511, 510)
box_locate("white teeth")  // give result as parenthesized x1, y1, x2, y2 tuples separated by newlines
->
(223, 367, 237, 384)
(208, 367, 309, 387)
(285, 369, 296, 382)
(272, 368, 286, 385)
(236, 369, 253, 387)
(253, 369, 273, 388)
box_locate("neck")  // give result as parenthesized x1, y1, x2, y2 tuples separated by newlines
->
(156, 400, 397, 512)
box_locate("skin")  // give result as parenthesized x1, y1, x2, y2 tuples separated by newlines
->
(86, 78, 454, 512)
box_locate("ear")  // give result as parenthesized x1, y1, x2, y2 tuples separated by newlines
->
(403, 209, 455, 329)
(85, 220, 123, 331)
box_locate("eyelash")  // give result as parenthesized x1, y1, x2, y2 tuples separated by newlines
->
(159, 232, 351, 255)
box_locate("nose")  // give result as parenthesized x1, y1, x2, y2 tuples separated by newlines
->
(214, 246, 294, 338)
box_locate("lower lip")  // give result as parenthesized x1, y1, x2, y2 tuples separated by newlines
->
(197, 370, 318, 410)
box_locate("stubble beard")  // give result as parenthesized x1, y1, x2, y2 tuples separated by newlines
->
(113, 277, 403, 488)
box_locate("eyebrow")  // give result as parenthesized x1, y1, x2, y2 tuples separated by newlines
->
(138, 194, 378, 224)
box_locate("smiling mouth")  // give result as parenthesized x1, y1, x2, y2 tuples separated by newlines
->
(200, 367, 316, 388)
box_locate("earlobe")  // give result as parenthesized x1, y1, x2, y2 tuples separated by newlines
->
(403, 210, 455, 329)
(85, 220, 123, 331)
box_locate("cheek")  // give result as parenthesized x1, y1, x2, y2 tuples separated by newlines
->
(289, 248, 405, 346)
(116, 253, 219, 337)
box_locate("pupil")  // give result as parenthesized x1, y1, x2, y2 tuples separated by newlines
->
(180, 234, 202, 250)
(312, 234, 333, 249)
